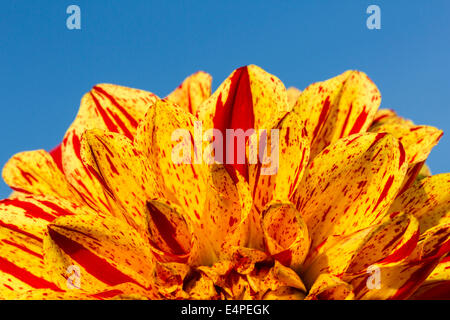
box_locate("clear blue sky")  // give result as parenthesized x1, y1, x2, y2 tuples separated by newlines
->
(1, 1, 449, 198)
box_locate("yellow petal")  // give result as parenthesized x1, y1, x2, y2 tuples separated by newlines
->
(286, 87, 302, 111)
(44, 214, 156, 292)
(81, 129, 160, 236)
(261, 202, 310, 272)
(136, 99, 208, 222)
(62, 84, 158, 214)
(166, 71, 212, 115)
(291, 70, 381, 159)
(249, 112, 310, 212)
(2, 150, 82, 202)
(305, 274, 355, 300)
(293, 132, 408, 253)
(389, 174, 450, 233)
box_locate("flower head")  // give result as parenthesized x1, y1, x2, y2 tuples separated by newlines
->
(1, 65, 449, 300)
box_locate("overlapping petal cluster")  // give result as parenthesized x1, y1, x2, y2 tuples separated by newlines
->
(1, 65, 449, 300)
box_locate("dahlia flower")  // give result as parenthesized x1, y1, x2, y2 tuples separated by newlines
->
(1, 65, 449, 300)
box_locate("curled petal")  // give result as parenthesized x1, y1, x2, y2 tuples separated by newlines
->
(262, 202, 310, 272)
(146, 199, 195, 264)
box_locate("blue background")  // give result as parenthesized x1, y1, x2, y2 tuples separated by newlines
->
(0, 0, 449, 197)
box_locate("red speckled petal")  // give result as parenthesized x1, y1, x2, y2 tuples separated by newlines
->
(197, 65, 289, 181)
(62, 84, 158, 214)
(136, 99, 209, 223)
(80, 129, 160, 237)
(292, 132, 408, 254)
(2, 150, 83, 203)
(249, 112, 310, 212)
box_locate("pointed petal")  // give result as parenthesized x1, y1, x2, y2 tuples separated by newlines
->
(136, 99, 209, 222)
(249, 112, 310, 211)
(2, 150, 82, 202)
(389, 174, 450, 233)
(370, 121, 443, 166)
(370, 111, 443, 195)
(166, 71, 212, 115)
(286, 87, 302, 111)
(81, 129, 160, 236)
(198, 65, 289, 130)
(371, 109, 414, 128)
(262, 202, 310, 272)
(197, 65, 289, 180)
(62, 84, 158, 213)
(44, 214, 155, 292)
(291, 71, 381, 159)
(293, 132, 408, 252)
